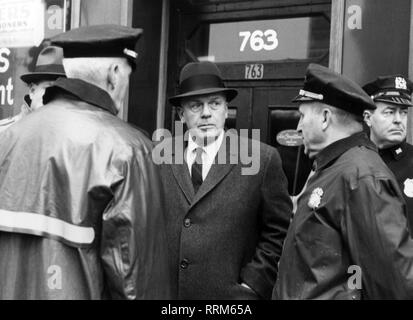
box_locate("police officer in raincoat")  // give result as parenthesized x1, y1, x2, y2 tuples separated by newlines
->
(0, 25, 171, 299)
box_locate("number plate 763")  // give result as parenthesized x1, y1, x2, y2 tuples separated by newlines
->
(245, 64, 264, 80)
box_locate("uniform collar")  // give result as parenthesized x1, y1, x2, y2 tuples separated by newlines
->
(379, 140, 408, 161)
(314, 132, 376, 171)
(43, 78, 117, 115)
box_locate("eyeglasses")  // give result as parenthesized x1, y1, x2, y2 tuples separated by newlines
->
(184, 98, 226, 113)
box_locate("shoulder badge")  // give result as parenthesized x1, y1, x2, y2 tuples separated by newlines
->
(404, 179, 413, 198)
(308, 187, 323, 209)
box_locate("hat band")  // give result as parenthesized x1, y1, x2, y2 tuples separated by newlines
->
(34, 64, 65, 74)
(63, 46, 137, 66)
(179, 74, 225, 95)
(372, 91, 411, 99)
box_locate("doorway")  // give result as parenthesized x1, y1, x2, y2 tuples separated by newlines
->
(167, 0, 332, 195)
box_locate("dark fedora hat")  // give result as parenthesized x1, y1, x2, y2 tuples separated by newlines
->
(169, 61, 238, 106)
(20, 46, 66, 84)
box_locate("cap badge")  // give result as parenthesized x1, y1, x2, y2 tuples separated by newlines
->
(123, 48, 138, 59)
(299, 89, 324, 101)
(404, 178, 413, 198)
(395, 77, 407, 90)
(308, 187, 323, 209)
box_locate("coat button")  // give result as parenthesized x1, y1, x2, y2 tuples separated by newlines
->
(180, 259, 189, 269)
(183, 218, 191, 228)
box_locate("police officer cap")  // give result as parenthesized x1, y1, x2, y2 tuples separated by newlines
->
(363, 75, 413, 107)
(50, 24, 142, 68)
(293, 63, 376, 116)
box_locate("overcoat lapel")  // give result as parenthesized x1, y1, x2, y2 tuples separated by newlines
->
(168, 137, 195, 204)
(170, 164, 194, 204)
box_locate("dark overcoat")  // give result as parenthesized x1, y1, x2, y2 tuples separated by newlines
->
(274, 133, 413, 300)
(158, 130, 292, 299)
(379, 140, 413, 228)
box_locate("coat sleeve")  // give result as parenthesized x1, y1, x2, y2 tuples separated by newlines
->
(100, 149, 171, 299)
(344, 175, 413, 299)
(240, 147, 293, 299)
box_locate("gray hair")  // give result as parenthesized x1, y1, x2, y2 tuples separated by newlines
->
(63, 57, 128, 88)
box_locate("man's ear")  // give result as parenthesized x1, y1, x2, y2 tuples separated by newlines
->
(107, 63, 119, 92)
(363, 110, 372, 127)
(321, 108, 332, 131)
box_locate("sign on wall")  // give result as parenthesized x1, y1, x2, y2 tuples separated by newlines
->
(0, 48, 15, 111)
(0, 0, 45, 48)
(208, 17, 325, 63)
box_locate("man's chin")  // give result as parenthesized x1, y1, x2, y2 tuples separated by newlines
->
(387, 133, 406, 144)
(383, 140, 404, 149)
(190, 129, 220, 145)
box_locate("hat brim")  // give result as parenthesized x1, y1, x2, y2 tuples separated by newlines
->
(169, 88, 238, 106)
(20, 72, 66, 84)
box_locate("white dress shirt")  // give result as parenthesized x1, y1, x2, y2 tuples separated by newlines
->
(186, 130, 225, 180)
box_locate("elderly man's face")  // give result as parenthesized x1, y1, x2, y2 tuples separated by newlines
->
(364, 102, 408, 149)
(297, 102, 326, 159)
(179, 92, 228, 145)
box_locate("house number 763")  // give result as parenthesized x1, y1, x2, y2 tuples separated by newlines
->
(239, 29, 279, 52)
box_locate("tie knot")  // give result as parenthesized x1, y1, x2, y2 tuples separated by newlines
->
(194, 147, 204, 164)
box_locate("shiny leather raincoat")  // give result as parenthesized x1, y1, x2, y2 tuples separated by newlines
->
(274, 133, 413, 299)
(0, 78, 171, 299)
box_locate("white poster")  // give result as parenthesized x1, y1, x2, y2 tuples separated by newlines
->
(0, 0, 45, 48)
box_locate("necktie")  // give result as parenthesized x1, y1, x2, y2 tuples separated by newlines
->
(191, 147, 203, 193)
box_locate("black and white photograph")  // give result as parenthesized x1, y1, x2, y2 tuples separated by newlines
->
(0, 0, 412, 311)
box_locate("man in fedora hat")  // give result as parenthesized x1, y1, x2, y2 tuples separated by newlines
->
(274, 64, 413, 300)
(0, 45, 66, 133)
(0, 25, 170, 299)
(363, 75, 413, 227)
(158, 61, 292, 299)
